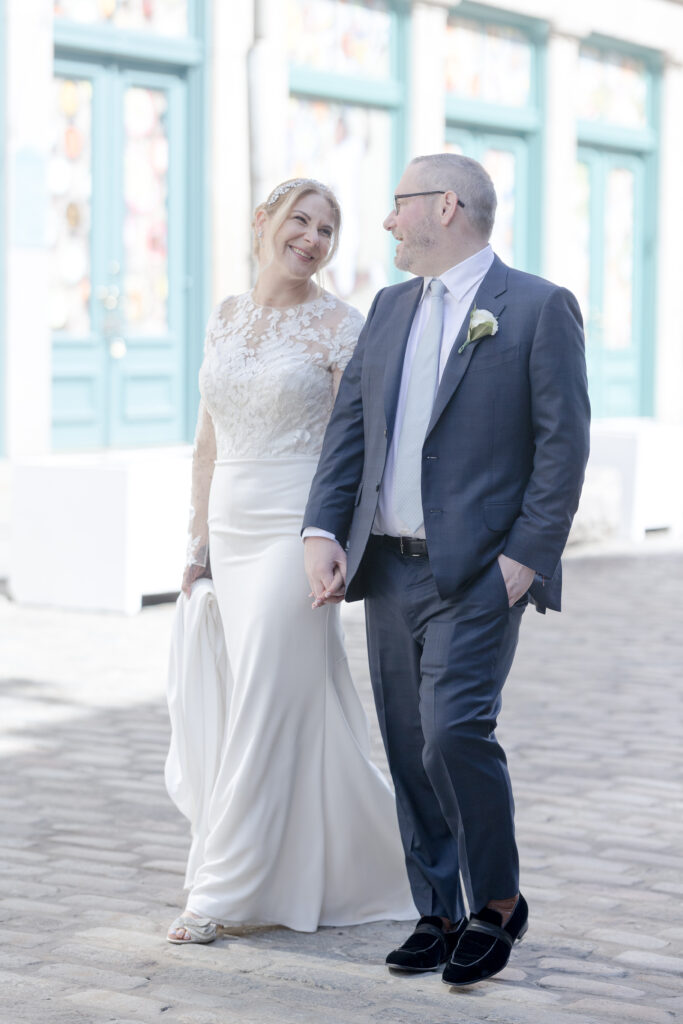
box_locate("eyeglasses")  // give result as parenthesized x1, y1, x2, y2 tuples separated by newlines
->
(393, 191, 466, 215)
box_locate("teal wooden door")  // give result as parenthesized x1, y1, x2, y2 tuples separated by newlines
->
(445, 126, 531, 271)
(575, 146, 648, 418)
(50, 58, 187, 449)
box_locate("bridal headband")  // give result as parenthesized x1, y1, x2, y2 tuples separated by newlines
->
(266, 178, 332, 206)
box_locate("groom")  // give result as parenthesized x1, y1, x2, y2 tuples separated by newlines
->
(303, 154, 590, 986)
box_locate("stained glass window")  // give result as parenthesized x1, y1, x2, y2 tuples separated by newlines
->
(287, 0, 392, 79)
(287, 97, 392, 311)
(48, 77, 93, 336)
(53, 0, 188, 37)
(578, 47, 648, 128)
(445, 138, 517, 266)
(445, 17, 532, 107)
(481, 148, 516, 266)
(603, 167, 635, 350)
(569, 161, 591, 323)
(123, 87, 169, 334)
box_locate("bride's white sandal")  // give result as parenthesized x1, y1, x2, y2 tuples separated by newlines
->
(167, 913, 218, 944)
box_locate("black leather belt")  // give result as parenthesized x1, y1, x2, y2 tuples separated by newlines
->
(379, 535, 428, 557)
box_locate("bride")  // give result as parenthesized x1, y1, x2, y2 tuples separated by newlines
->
(165, 178, 416, 943)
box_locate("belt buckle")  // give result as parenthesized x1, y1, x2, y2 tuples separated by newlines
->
(399, 536, 414, 556)
(399, 535, 422, 557)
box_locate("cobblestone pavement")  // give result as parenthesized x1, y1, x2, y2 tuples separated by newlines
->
(1, 553, 682, 1024)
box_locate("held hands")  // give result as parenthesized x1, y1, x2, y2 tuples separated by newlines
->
(304, 537, 347, 608)
(497, 553, 534, 607)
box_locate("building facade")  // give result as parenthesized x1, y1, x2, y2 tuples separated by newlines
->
(2, 0, 683, 608)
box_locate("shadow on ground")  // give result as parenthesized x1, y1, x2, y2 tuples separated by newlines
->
(1, 555, 682, 1023)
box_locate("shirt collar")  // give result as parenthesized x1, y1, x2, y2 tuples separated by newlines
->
(421, 244, 494, 303)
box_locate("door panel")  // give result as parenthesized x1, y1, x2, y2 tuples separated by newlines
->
(111, 70, 186, 446)
(50, 63, 108, 448)
(50, 59, 187, 449)
(445, 127, 529, 270)
(574, 147, 646, 418)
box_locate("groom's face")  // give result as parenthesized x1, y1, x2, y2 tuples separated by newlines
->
(383, 169, 440, 275)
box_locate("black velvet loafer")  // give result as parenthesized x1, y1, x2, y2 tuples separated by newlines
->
(442, 893, 529, 986)
(386, 916, 467, 973)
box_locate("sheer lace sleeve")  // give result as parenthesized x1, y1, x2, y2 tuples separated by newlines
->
(330, 306, 364, 395)
(186, 396, 216, 572)
(196, 290, 364, 461)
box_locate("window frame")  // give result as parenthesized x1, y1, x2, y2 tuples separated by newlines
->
(287, 0, 411, 285)
(576, 35, 661, 418)
(444, 2, 547, 274)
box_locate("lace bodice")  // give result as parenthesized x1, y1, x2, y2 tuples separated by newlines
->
(186, 289, 364, 569)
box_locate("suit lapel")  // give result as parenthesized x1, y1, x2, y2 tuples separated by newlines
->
(382, 278, 423, 438)
(426, 255, 508, 437)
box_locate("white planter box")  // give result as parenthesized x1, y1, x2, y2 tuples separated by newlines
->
(10, 448, 192, 614)
(587, 419, 683, 542)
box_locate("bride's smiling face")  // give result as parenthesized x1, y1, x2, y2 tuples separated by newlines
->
(264, 192, 335, 280)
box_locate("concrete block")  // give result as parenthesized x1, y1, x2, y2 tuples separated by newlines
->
(586, 420, 683, 542)
(568, 998, 675, 1022)
(616, 950, 683, 973)
(10, 447, 191, 613)
(538, 974, 644, 998)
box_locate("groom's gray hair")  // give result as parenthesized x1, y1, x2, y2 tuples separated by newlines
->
(411, 154, 497, 240)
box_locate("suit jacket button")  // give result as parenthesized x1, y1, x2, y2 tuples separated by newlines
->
(375, 483, 380, 491)
(383, 429, 387, 437)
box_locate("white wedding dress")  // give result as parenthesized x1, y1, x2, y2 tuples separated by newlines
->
(165, 289, 416, 932)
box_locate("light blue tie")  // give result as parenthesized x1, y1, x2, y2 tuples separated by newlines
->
(393, 278, 447, 534)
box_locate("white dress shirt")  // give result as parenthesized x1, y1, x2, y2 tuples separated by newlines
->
(304, 244, 494, 543)
(375, 244, 494, 537)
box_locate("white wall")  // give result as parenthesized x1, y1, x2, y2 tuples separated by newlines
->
(410, 3, 448, 156)
(4, 0, 53, 458)
(1, 0, 54, 579)
(210, 0, 255, 302)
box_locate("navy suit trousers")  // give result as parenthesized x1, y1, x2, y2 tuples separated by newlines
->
(364, 538, 526, 921)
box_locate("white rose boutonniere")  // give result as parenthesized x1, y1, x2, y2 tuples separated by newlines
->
(458, 306, 499, 355)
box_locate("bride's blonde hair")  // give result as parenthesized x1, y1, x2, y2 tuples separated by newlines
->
(252, 178, 342, 268)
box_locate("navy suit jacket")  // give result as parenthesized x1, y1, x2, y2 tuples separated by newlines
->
(303, 255, 591, 613)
